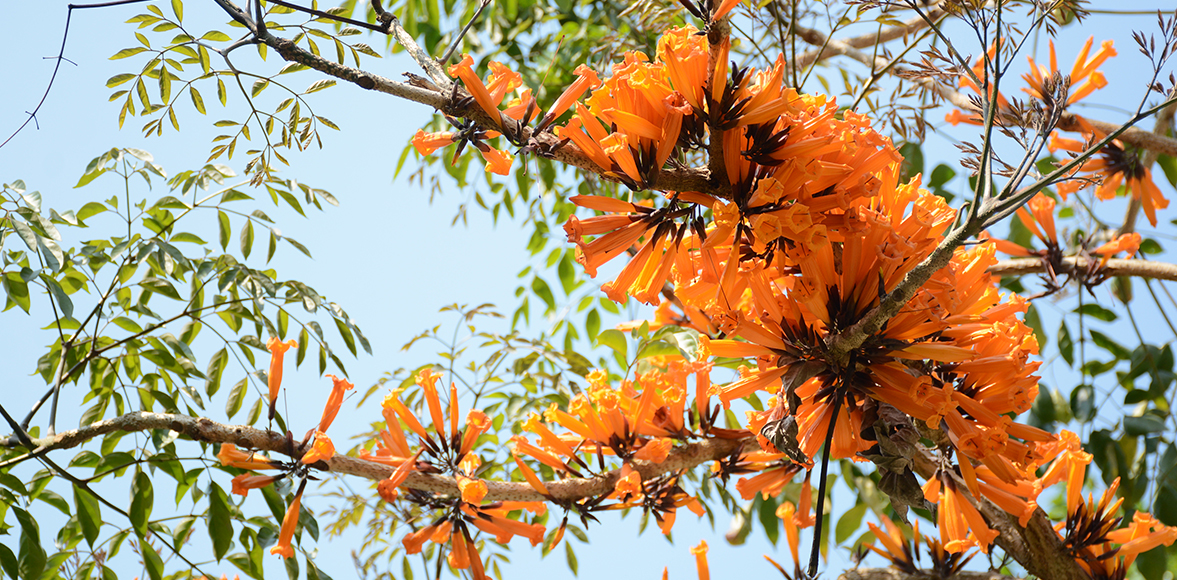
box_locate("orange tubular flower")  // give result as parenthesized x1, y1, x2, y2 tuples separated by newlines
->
(384, 389, 429, 440)
(416, 368, 447, 440)
(411, 130, 456, 156)
(512, 453, 551, 496)
(230, 474, 280, 496)
(1022, 37, 1115, 106)
(1107, 511, 1177, 568)
(690, 540, 710, 580)
(449, 54, 503, 127)
(378, 449, 423, 503)
(477, 145, 514, 176)
(457, 474, 488, 505)
(318, 374, 354, 433)
(461, 410, 491, 456)
(537, 65, 602, 132)
(217, 444, 279, 471)
(613, 463, 644, 501)
(1092, 232, 1141, 258)
(938, 474, 998, 554)
(270, 484, 303, 559)
(712, 0, 741, 20)
(266, 338, 297, 418)
(301, 432, 335, 464)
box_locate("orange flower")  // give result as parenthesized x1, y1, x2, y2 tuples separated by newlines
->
(613, 463, 643, 501)
(477, 145, 513, 176)
(411, 130, 456, 156)
(690, 540, 710, 580)
(301, 432, 335, 464)
(230, 474, 280, 496)
(537, 65, 602, 132)
(457, 474, 488, 505)
(217, 444, 279, 471)
(378, 449, 423, 503)
(266, 337, 297, 419)
(449, 54, 503, 127)
(461, 410, 491, 456)
(1022, 37, 1115, 105)
(318, 374, 354, 433)
(712, 0, 741, 20)
(416, 368, 447, 440)
(938, 473, 998, 554)
(1092, 232, 1141, 258)
(512, 453, 551, 496)
(270, 483, 303, 559)
(1051, 138, 1170, 226)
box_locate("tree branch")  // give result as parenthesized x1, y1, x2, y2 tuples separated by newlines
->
(838, 569, 1020, 580)
(2, 411, 748, 502)
(988, 256, 1177, 282)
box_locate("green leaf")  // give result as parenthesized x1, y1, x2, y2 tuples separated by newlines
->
(14, 507, 45, 580)
(836, 502, 867, 545)
(3, 272, 31, 313)
(1058, 320, 1074, 366)
(0, 543, 16, 580)
(240, 221, 254, 259)
(110, 47, 148, 60)
(42, 276, 73, 319)
(201, 30, 232, 41)
(596, 329, 627, 361)
(139, 277, 182, 300)
(928, 163, 956, 188)
(77, 201, 108, 222)
(585, 309, 600, 341)
(171, 0, 183, 21)
(218, 210, 231, 250)
(1074, 303, 1117, 322)
(75, 486, 102, 548)
(1023, 304, 1046, 349)
(564, 542, 578, 576)
(190, 86, 206, 114)
(1123, 414, 1166, 436)
(225, 377, 247, 419)
(130, 470, 153, 537)
(142, 541, 164, 580)
(531, 276, 556, 313)
(334, 317, 357, 356)
(112, 316, 143, 333)
(1090, 330, 1131, 360)
(171, 232, 206, 244)
(635, 340, 680, 360)
(1071, 384, 1095, 422)
(209, 482, 232, 561)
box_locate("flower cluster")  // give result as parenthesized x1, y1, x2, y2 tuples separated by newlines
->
(945, 37, 1169, 228)
(353, 17, 1171, 579)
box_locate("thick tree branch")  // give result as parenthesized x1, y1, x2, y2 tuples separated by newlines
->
(2, 411, 748, 502)
(212, 8, 720, 197)
(838, 569, 1019, 580)
(988, 256, 1177, 282)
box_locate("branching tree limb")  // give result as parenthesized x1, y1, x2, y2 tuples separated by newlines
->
(838, 569, 1019, 580)
(988, 256, 1177, 281)
(0, 411, 747, 502)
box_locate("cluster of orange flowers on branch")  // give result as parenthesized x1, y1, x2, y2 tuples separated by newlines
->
(217, 12, 1177, 580)
(946, 36, 1170, 227)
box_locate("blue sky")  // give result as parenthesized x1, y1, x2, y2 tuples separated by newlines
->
(3, 3, 1175, 580)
